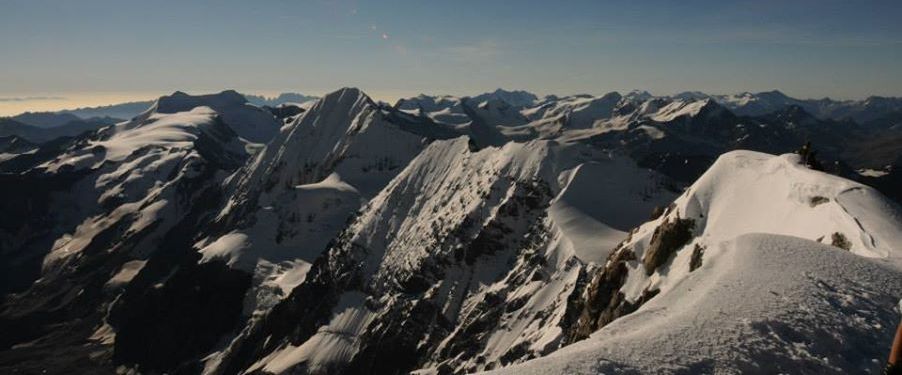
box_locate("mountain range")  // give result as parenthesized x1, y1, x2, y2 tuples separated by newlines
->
(0, 87, 900, 374)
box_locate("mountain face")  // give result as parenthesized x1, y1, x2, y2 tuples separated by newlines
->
(0, 87, 900, 374)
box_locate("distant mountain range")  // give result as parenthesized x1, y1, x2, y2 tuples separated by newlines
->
(0, 87, 900, 374)
(3, 92, 317, 129)
(0, 116, 120, 143)
(683, 89, 902, 123)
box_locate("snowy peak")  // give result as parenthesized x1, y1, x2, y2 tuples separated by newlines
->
(472, 88, 539, 108)
(301, 87, 375, 124)
(650, 98, 724, 123)
(143, 90, 280, 143)
(671, 91, 711, 102)
(623, 90, 653, 102)
(666, 150, 901, 257)
(213, 86, 433, 249)
(540, 92, 622, 129)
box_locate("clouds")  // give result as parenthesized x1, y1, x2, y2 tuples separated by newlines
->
(0, 96, 65, 102)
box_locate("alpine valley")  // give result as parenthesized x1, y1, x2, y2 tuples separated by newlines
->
(1, 87, 900, 375)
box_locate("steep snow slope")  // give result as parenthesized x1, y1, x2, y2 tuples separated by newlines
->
(495, 150, 902, 374)
(187, 88, 472, 372)
(202, 88, 432, 274)
(550, 159, 675, 263)
(489, 234, 902, 374)
(207, 135, 676, 374)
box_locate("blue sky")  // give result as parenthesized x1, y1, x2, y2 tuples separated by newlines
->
(1, 0, 901, 106)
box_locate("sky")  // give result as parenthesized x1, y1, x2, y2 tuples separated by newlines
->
(1, 0, 901, 114)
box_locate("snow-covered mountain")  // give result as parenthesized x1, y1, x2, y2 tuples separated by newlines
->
(0, 87, 900, 374)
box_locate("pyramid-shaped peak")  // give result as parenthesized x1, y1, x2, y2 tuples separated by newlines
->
(322, 87, 375, 104)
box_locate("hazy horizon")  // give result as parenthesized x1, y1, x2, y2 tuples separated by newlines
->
(3, 85, 901, 117)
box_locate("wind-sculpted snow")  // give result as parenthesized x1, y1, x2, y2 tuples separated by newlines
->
(489, 234, 902, 375)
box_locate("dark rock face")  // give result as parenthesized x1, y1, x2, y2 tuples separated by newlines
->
(564, 247, 635, 343)
(643, 216, 695, 275)
(831, 232, 851, 250)
(689, 243, 705, 272)
(809, 196, 830, 207)
(0, 135, 36, 154)
(0, 168, 93, 296)
(112, 260, 251, 373)
(562, 214, 695, 345)
(264, 104, 305, 120)
(432, 184, 555, 372)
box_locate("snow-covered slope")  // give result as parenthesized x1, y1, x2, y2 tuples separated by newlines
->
(203, 133, 675, 374)
(150, 90, 281, 143)
(493, 150, 902, 374)
(490, 233, 902, 374)
(193, 88, 441, 320)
